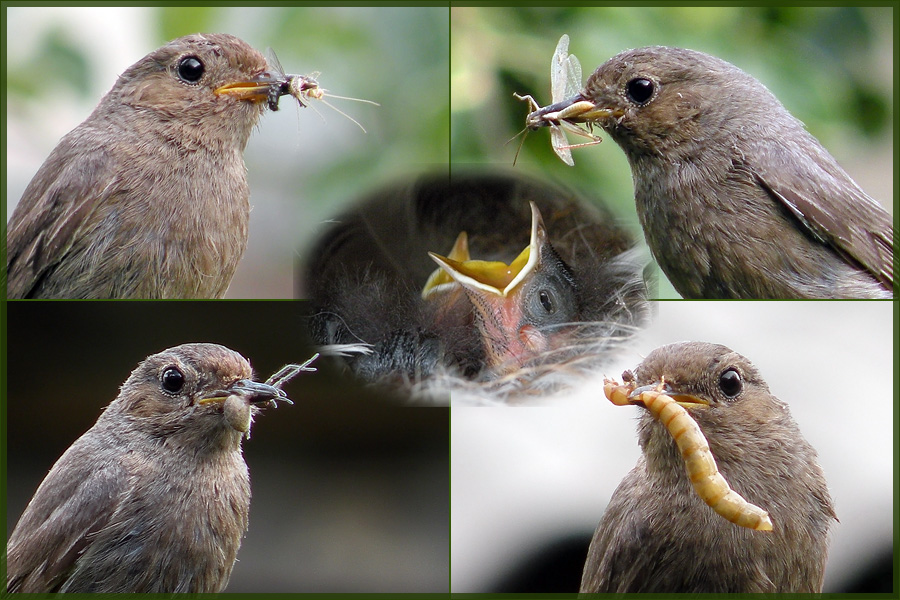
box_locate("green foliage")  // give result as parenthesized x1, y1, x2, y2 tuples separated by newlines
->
(157, 6, 218, 43)
(7, 27, 91, 99)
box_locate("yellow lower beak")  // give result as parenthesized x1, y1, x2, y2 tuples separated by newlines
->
(214, 79, 275, 102)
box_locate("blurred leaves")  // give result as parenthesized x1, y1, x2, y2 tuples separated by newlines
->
(157, 6, 217, 43)
(241, 6, 450, 217)
(6, 27, 91, 99)
(851, 84, 890, 136)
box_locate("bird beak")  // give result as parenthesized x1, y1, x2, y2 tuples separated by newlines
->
(427, 202, 545, 299)
(214, 72, 279, 102)
(427, 202, 551, 370)
(526, 94, 620, 129)
(199, 379, 293, 407)
(422, 231, 471, 299)
(628, 382, 710, 408)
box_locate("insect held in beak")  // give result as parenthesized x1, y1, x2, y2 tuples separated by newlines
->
(513, 34, 602, 166)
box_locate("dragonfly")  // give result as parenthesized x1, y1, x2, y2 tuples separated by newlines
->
(514, 34, 602, 166)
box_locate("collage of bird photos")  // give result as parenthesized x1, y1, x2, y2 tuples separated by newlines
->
(4, 5, 894, 594)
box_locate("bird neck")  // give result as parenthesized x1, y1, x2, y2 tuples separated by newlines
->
(637, 415, 697, 488)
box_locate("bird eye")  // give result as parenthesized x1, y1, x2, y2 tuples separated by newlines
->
(719, 367, 742, 398)
(161, 367, 186, 394)
(539, 290, 555, 314)
(625, 78, 655, 105)
(176, 56, 205, 84)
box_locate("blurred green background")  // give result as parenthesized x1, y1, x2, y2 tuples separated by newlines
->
(5, 6, 449, 298)
(450, 6, 894, 298)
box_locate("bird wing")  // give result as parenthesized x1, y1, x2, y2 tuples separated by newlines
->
(582, 479, 663, 592)
(6, 439, 126, 592)
(6, 138, 114, 298)
(752, 156, 894, 291)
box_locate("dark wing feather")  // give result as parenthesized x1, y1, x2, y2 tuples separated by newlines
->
(6, 437, 126, 592)
(6, 135, 113, 298)
(751, 153, 894, 291)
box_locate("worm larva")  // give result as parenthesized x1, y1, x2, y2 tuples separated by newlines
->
(604, 379, 774, 532)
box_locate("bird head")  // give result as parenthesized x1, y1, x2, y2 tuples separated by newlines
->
(528, 46, 786, 159)
(427, 202, 579, 374)
(113, 343, 294, 444)
(108, 34, 281, 149)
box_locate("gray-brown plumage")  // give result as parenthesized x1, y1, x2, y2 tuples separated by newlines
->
(529, 46, 894, 299)
(6, 343, 291, 593)
(6, 34, 278, 299)
(582, 342, 836, 593)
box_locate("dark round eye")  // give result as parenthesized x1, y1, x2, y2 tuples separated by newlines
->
(539, 290, 555, 314)
(161, 367, 185, 394)
(176, 56, 204, 83)
(626, 78, 655, 104)
(719, 368, 742, 398)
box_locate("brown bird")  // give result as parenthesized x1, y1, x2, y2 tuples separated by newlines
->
(582, 342, 836, 592)
(6, 34, 280, 299)
(526, 45, 893, 299)
(5, 343, 295, 593)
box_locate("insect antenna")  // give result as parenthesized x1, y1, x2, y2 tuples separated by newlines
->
(314, 97, 372, 133)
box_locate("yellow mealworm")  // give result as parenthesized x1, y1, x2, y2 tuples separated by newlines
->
(603, 377, 633, 406)
(603, 380, 774, 532)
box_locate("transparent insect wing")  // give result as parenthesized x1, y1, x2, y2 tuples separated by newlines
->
(550, 126, 575, 166)
(564, 53, 583, 99)
(550, 34, 570, 103)
(266, 48, 286, 77)
(549, 34, 582, 104)
(263, 48, 292, 111)
(548, 35, 577, 165)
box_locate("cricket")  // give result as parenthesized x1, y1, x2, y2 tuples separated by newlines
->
(604, 377, 774, 532)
